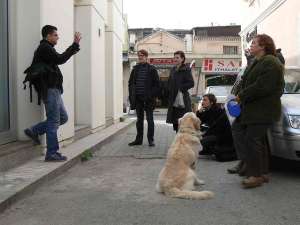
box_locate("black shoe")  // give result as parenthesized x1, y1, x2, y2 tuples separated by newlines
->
(128, 140, 142, 146)
(227, 161, 243, 174)
(24, 128, 41, 145)
(149, 141, 155, 147)
(45, 153, 67, 162)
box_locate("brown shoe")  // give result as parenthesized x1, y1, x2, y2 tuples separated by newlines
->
(242, 176, 264, 188)
(261, 174, 270, 183)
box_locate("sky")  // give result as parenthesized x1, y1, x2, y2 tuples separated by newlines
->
(123, 0, 242, 29)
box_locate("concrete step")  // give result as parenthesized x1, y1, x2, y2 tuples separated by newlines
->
(0, 141, 43, 173)
(105, 117, 114, 127)
(0, 118, 136, 214)
(0, 124, 92, 173)
(74, 124, 91, 141)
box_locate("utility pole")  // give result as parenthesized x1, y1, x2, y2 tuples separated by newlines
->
(195, 66, 202, 96)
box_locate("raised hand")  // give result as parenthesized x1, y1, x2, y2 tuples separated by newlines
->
(74, 32, 82, 44)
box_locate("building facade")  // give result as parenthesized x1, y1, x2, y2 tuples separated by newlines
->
(124, 26, 242, 107)
(240, 0, 300, 68)
(0, 0, 125, 145)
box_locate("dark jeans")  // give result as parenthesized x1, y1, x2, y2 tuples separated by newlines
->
(31, 89, 68, 157)
(135, 96, 154, 143)
(232, 119, 270, 177)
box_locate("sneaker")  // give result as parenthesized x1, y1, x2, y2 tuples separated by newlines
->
(45, 153, 67, 162)
(24, 128, 41, 145)
(128, 140, 142, 146)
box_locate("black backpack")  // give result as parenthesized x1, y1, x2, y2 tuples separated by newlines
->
(23, 62, 49, 105)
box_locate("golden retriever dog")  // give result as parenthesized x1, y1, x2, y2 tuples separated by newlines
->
(156, 112, 214, 200)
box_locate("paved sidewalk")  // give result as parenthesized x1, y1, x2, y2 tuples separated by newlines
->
(96, 118, 175, 159)
(0, 118, 136, 213)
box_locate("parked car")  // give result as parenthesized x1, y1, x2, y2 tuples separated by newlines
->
(205, 86, 233, 104)
(198, 85, 232, 110)
(227, 67, 300, 161)
(267, 68, 300, 161)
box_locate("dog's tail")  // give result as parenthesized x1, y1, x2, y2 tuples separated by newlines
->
(166, 188, 214, 200)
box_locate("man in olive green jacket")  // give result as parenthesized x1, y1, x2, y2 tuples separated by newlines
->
(228, 34, 284, 188)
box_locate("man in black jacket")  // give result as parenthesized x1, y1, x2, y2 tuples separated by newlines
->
(24, 25, 81, 162)
(128, 49, 160, 147)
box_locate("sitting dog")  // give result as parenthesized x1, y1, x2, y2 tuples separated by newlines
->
(156, 112, 214, 200)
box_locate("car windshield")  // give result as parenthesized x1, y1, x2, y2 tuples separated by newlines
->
(208, 86, 232, 96)
(285, 70, 300, 94)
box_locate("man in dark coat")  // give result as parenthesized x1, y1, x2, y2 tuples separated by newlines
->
(128, 49, 160, 147)
(24, 25, 81, 162)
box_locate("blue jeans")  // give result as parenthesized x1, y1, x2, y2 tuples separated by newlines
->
(31, 89, 68, 157)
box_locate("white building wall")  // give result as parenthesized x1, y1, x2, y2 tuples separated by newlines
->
(75, 2, 106, 131)
(74, 6, 92, 127)
(241, 0, 300, 67)
(184, 34, 193, 53)
(241, 0, 276, 30)
(90, 7, 106, 130)
(12, 0, 42, 140)
(105, 0, 124, 122)
(74, 0, 107, 21)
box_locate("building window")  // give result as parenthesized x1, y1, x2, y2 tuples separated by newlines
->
(0, 0, 9, 133)
(223, 46, 238, 55)
(195, 30, 207, 37)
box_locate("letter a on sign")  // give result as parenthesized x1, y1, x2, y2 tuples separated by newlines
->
(227, 61, 235, 67)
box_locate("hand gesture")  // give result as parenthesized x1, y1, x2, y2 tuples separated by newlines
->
(74, 32, 82, 44)
(236, 95, 241, 104)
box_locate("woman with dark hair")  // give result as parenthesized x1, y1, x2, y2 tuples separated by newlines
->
(229, 34, 285, 188)
(166, 51, 194, 132)
(196, 94, 233, 156)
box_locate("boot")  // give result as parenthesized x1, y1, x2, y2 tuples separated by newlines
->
(261, 174, 270, 183)
(242, 176, 264, 188)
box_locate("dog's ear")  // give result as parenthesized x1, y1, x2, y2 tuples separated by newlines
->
(178, 117, 183, 128)
(193, 117, 201, 130)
